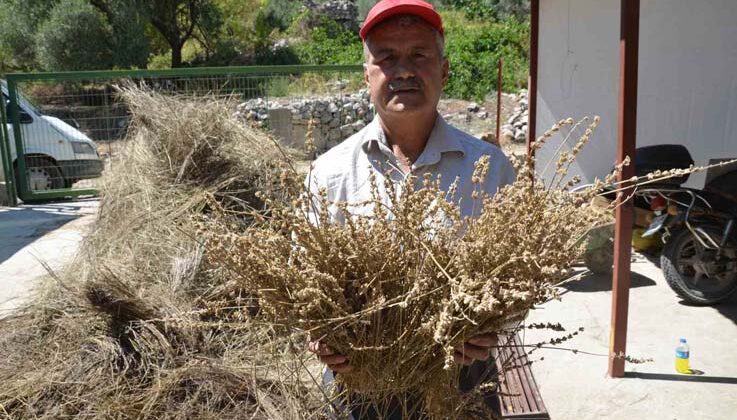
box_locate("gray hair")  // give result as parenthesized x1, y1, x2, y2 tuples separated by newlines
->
(362, 14, 445, 64)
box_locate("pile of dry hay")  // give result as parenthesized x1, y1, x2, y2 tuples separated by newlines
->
(205, 117, 612, 418)
(0, 87, 322, 419)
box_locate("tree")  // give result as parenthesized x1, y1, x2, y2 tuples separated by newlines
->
(0, 0, 59, 70)
(35, 0, 114, 71)
(0, 0, 150, 71)
(90, 0, 223, 68)
(88, 0, 151, 68)
(145, 0, 222, 68)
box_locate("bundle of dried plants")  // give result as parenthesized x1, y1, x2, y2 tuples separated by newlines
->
(205, 117, 613, 417)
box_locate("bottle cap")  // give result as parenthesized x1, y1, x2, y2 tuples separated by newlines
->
(679, 338, 687, 343)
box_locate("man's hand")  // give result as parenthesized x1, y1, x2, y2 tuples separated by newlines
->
(307, 340, 354, 373)
(454, 334, 498, 365)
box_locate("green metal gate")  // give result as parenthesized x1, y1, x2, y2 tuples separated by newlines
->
(0, 89, 16, 206)
(2, 64, 362, 205)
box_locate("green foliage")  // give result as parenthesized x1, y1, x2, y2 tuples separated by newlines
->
(214, 0, 266, 52)
(35, 0, 115, 71)
(443, 12, 529, 100)
(294, 18, 363, 65)
(445, 0, 496, 20)
(262, 0, 303, 31)
(148, 52, 173, 70)
(291, 10, 528, 100)
(145, 0, 223, 67)
(0, 0, 529, 100)
(489, 0, 530, 20)
(0, 0, 59, 71)
(106, 0, 151, 68)
(0, 0, 148, 71)
(445, 0, 529, 21)
(265, 76, 290, 97)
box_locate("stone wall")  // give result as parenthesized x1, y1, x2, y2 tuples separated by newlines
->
(235, 89, 373, 153)
(500, 89, 529, 144)
(304, 0, 359, 31)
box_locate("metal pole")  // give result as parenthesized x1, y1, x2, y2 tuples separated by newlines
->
(527, 0, 539, 158)
(609, 0, 640, 378)
(496, 58, 503, 143)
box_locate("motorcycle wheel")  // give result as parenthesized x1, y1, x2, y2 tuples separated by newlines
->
(661, 225, 737, 305)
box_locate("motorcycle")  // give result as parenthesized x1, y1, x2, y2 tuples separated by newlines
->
(583, 145, 737, 305)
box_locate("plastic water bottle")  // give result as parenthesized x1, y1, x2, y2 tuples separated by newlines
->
(675, 338, 690, 374)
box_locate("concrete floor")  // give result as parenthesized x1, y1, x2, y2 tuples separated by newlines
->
(0, 199, 98, 317)
(526, 255, 737, 419)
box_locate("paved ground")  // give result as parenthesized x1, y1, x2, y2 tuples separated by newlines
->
(526, 255, 737, 419)
(0, 199, 98, 317)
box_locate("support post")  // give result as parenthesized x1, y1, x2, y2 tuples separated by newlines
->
(609, 0, 640, 378)
(527, 0, 539, 158)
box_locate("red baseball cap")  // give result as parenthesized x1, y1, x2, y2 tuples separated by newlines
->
(360, 0, 444, 41)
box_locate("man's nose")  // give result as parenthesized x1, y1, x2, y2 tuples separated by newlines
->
(393, 56, 415, 79)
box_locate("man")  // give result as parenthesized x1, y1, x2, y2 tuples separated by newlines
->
(306, 0, 516, 417)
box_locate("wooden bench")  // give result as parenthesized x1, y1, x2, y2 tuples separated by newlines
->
(495, 334, 550, 419)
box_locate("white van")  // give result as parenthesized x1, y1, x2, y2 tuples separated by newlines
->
(1, 80, 103, 193)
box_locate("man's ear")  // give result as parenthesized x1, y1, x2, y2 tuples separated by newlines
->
(364, 63, 370, 87)
(441, 57, 450, 87)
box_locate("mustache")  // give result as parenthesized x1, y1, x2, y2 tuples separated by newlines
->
(388, 78, 422, 92)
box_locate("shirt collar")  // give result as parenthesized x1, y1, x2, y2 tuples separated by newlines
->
(361, 114, 466, 167)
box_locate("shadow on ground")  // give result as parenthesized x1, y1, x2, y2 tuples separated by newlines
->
(561, 271, 657, 293)
(714, 296, 737, 326)
(624, 371, 737, 384)
(693, 293, 737, 326)
(0, 201, 92, 265)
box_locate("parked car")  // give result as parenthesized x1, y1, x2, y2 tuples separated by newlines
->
(1, 80, 103, 192)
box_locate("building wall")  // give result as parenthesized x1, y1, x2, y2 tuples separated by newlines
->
(536, 0, 737, 187)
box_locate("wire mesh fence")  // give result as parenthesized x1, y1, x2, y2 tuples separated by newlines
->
(1, 65, 364, 205)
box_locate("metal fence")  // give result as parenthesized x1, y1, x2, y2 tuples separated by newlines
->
(0, 64, 363, 206)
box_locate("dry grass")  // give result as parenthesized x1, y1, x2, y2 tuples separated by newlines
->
(204, 117, 612, 418)
(0, 87, 322, 419)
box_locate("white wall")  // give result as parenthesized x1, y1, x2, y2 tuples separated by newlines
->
(536, 0, 737, 188)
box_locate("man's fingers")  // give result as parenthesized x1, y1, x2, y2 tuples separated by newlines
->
(307, 341, 335, 356)
(308, 340, 352, 370)
(329, 362, 354, 374)
(468, 334, 498, 347)
(319, 354, 348, 366)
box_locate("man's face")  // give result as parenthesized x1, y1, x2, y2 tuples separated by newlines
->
(364, 18, 449, 119)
